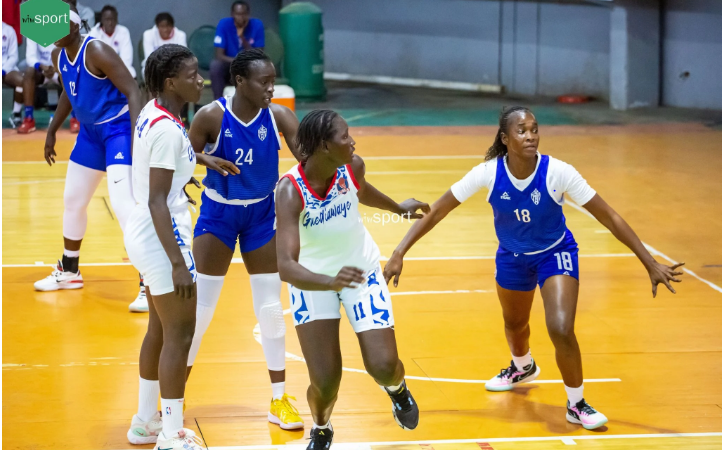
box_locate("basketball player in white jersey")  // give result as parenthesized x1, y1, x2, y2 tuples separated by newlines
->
(275, 110, 430, 449)
(124, 44, 237, 449)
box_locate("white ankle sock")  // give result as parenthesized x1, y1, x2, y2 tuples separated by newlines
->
(313, 421, 331, 430)
(384, 382, 403, 393)
(271, 381, 285, 400)
(63, 249, 80, 258)
(512, 350, 532, 371)
(13, 101, 22, 113)
(565, 384, 584, 405)
(161, 398, 185, 437)
(137, 377, 160, 422)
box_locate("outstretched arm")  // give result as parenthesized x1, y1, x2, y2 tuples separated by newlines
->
(583, 194, 684, 297)
(276, 178, 365, 291)
(351, 155, 429, 217)
(383, 189, 460, 287)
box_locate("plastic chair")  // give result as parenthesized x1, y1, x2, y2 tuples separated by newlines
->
(264, 28, 288, 84)
(188, 25, 217, 72)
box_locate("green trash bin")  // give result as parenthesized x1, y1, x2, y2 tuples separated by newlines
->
(279, 2, 325, 100)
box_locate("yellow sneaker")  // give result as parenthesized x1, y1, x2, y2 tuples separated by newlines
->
(268, 394, 304, 430)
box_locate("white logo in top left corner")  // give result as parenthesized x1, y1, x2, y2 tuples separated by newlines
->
(258, 124, 267, 141)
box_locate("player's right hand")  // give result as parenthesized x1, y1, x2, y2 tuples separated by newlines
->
(201, 154, 240, 176)
(383, 252, 403, 287)
(329, 266, 365, 291)
(44, 133, 57, 166)
(172, 264, 196, 300)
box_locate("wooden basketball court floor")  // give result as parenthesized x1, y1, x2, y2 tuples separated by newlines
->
(2, 122, 721, 450)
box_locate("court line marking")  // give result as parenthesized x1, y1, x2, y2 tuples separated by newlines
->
(565, 202, 722, 293)
(1, 253, 637, 268)
(186, 432, 723, 449)
(2, 155, 485, 165)
(251, 307, 622, 386)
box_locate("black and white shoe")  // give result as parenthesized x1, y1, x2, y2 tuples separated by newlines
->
(485, 359, 540, 391)
(306, 426, 333, 449)
(384, 380, 419, 430)
(566, 398, 608, 430)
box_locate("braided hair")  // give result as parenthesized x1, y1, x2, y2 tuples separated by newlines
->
(295, 110, 341, 160)
(484, 106, 533, 161)
(144, 44, 195, 98)
(230, 48, 271, 85)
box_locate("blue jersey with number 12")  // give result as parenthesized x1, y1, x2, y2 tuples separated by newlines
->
(56, 36, 128, 124)
(203, 96, 282, 201)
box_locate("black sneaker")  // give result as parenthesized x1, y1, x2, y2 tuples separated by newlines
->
(385, 380, 419, 430)
(307, 426, 333, 449)
(8, 113, 22, 128)
(485, 358, 540, 392)
(566, 398, 608, 430)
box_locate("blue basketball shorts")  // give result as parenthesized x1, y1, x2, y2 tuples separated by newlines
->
(495, 229, 580, 291)
(193, 191, 276, 253)
(69, 112, 132, 171)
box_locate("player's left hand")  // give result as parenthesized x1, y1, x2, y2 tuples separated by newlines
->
(397, 198, 430, 219)
(183, 177, 201, 205)
(648, 261, 684, 297)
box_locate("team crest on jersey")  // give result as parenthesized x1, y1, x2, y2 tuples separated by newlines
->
(531, 188, 541, 205)
(258, 124, 267, 141)
(337, 177, 349, 194)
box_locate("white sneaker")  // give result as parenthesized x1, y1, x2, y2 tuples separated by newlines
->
(34, 260, 83, 291)
(566, 399, 608, 430)
(154, 429, 205, 450)
(129, 284, 149, 313)
(127, 411, 163, 444)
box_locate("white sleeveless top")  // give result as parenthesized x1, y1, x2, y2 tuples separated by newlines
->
(280, 163, 381, 278)
(132, 99, 197, 216)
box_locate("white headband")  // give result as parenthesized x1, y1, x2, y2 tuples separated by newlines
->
(70, 10, 81, 25)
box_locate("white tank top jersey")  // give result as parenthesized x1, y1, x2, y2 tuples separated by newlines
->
(279, 163, 381, 278)
(132, 99, 196, 215)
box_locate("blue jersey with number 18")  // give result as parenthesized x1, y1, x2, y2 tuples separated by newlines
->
(203, 96, 283, 201)
(488, 155, 568, 254)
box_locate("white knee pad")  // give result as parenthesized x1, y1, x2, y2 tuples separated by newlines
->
(63, 161, 105, 240)
(187, 273, 225, 366)
(106, 164, 135, 232)
(250, 273, 285, 339)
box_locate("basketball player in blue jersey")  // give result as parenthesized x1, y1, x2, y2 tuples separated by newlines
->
(384, 106, 684, 430)
(186, 48, 304, 429)
(34, 3, 149, 312)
